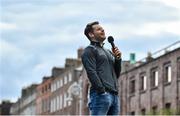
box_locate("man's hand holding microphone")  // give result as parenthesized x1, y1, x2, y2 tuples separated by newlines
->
(108, 36, 121, 59)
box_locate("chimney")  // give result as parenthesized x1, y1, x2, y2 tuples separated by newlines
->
(21, 88, 27, 98)
(52, 67, 65, 77)
(43, 76, 50, 82)
(130, 53, 136, 64)
(65, 58, 81, 68)
(146, 52, 153, 62)
(77, 47, 84, 59)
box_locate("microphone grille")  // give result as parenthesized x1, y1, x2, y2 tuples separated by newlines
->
(108, 36, 114, 43)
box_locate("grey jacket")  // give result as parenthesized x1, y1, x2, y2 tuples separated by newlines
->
(81, 41, 121, 94)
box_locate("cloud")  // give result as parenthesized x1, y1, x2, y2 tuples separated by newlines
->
(103, 20, 180, 39)
(157, 0, 180, 10)
(0, 22, 17, 30)
(133, 21, 180, 36)
(0, 39, 25, 65)
(0, 0, 180, 102)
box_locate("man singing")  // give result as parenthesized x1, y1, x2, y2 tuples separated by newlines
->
(81, 21, 122, 115)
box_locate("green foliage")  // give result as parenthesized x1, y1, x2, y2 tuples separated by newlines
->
(146, 108, 180, 115)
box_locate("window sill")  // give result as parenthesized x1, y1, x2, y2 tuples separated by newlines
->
(139, 90, 146, 94)
(164, 82, 171, 86)
(178, 78, 180, 82)
(129, 93, 135, 97)
(150, 86, 158, 91)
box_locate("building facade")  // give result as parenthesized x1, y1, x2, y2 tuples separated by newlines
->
(119, 47, 180, 115)
(0, 100, 13, 115)
(36, 76, 52, 115)
(10, 84, 38, 115)
(9, 43, 179, 115)
(50, 59, 82, 115)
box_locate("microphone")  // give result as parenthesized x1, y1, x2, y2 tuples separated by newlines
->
(108, 36, 121, 59)
(108, 36, 115, 48)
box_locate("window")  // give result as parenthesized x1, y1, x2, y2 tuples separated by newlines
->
(45, 85, 47, 92)
(141, 108, 146, 115)
(64, 76, 68, 84)
(47, 98, 50, 112)
(53, 98, 56, 112)
(52, 83, 55, 92)
(60, 79, 63, 87)
(48, 83, 51, 90)
(52, 98, 55, 112)
(165, 103, 171, 114)
(59, 95, 62, 109)
(68, 98, 72, 106)
(130, 79, 135, 94)
(57, 81, 60, 89)
(140, 75, 147, 91)
(178, 58, 180, 79)
(164, 65, 171, 83)
(42, 87, 44, 94)
(151, 68, 159, 88)
(152, 106, 157, 115)
(51, 83, 54, 92)
(44, 99, 47, 112)
(50, 99, 53, 113)
(68, 73, 72, 82)
(56, 96, 59, 111)
(42, 100, 45, 112)
(165, 103, 171, 110)
(54, 83, 57, 91)
(63, 93, 67, 108)
(130, 111, 135, 115)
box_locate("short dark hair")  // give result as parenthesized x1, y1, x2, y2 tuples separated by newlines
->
(84, 21, 99, 40)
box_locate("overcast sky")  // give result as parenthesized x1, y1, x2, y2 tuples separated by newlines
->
(0, 0, 180, 102)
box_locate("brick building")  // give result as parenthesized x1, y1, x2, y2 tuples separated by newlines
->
(50, 59, 82, 115)
(119, 42, 180, 115)
(10, 48, 83, 115)
(0, 100, 13, 115)
(36, 76, 52, 115)
(10, 84, 38, 115)
(49, 48, 83, 115)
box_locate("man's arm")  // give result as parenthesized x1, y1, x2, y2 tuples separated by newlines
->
(81, 48, 105, 94)
(112, 46, 122, 78)
(114, 58, 122, 78)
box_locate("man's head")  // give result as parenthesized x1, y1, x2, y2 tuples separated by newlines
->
(84, 21, 106, 42)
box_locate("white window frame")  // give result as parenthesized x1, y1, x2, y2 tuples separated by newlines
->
(167, 66, 172, 82)
(53, 98, 56, 112)
(143, 76, 147, 90)
(60, 79, 63, 87)
(68, 73, 72, 82)
(63, 93, 67, 108)
(64, 75, 67, 84)
(56, 96, 59, 111)
(155, 71, 158, 86)
(57, 80, 60, 89)
(60, 95, 62, 109)
(50, 99, 53, 112)
(51, 83, 54, 92)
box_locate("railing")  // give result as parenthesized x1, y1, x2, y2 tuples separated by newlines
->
(135, 40, 180, 66)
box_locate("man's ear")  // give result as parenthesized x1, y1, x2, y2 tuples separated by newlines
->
(88, 32, 94, 38)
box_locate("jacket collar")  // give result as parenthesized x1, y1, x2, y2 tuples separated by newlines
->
(90, 41, 104, 47)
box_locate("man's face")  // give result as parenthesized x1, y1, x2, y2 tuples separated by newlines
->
(91, 24, 106, 42)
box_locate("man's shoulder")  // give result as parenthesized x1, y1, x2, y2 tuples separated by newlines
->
(84, 45, 97, 52)
(81, 45, 97, 58)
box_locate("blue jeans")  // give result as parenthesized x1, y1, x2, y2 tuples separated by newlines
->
(89, 89, 120, 115)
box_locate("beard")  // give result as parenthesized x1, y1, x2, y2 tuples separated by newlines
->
(96, 35, 106, 42)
